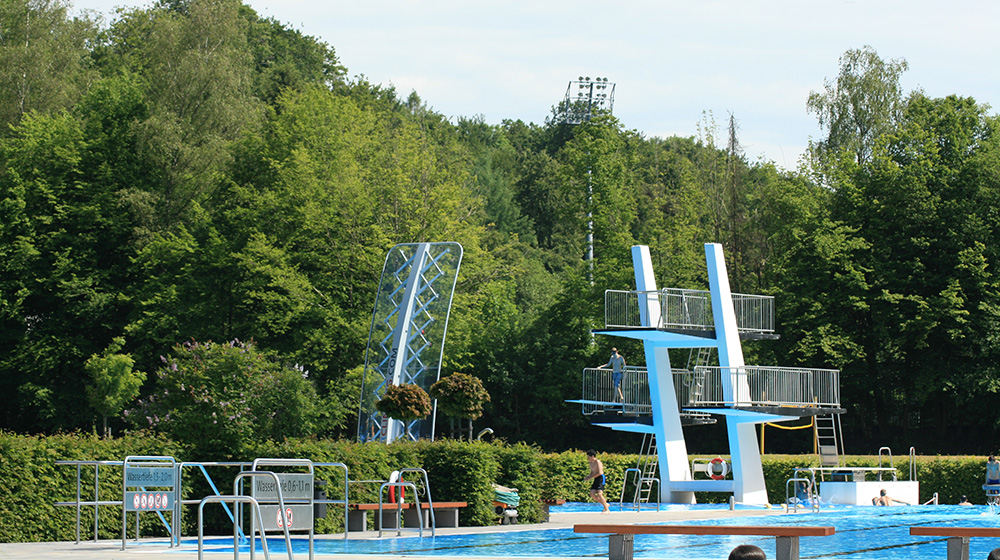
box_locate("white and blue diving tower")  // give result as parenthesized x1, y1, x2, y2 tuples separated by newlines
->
(577, 244, 842, 505)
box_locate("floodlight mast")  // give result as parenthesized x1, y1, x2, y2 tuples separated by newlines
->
(561, 76, 615, 125)
(560, 77, 616, 277)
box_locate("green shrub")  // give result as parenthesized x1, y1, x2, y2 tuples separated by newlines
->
(420, 439, 499, 525)
(0, 431, 184, 543)
(129, 339, 318, 458)
(907, 455, 985, 505)
(375, 383, 432, 421)
(494, 442, 543, 522)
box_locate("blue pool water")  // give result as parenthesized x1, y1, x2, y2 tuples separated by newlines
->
(196, 504, 1000, 559)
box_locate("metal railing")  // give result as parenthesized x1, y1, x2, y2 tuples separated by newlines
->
(618, 468, 660, 512)
(582, 365, 839, 411)
(230, 471, 295, 560)
(691, 366, 840, 408)
(199, 495, 276, 560)
(55, 459, 350, 545)
(54, 460, 139, 543)
(604, 289, 774, 333)
(581, 366, 651, 414)
(580, 366, 711, 418)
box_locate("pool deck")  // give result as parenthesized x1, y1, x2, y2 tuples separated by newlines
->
(0, 507, 791, 560)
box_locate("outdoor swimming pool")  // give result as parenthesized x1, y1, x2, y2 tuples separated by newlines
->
(198, 504, 1000, 559)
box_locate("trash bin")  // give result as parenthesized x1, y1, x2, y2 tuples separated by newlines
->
(314, 480, 327, 519)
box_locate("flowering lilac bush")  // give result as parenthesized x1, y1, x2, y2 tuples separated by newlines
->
(128, 339, 318, 458)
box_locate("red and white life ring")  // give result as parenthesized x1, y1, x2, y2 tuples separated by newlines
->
(388, 470, 406, 502)
(709, 457, 729, 480)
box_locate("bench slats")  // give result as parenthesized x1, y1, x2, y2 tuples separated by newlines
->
(351, 501, 467, 511)
(574, 524, 835, 537)
(911, 527, 1000, 538)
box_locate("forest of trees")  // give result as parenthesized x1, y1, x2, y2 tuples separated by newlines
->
(2, 0, 1000, 456)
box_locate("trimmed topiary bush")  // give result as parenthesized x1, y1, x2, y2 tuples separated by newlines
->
(376, 383, 432, 421)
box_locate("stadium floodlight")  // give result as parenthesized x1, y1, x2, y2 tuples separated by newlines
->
(561, 76, 616, 125)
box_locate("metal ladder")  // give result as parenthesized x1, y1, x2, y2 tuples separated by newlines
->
(632, 433, 659, 505)
(813, 413, 844, 467)
(685, 347, 712, 414)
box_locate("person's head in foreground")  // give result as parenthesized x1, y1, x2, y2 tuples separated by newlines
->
(729, 544, 766, 560)
(988, 547, 1000, 560)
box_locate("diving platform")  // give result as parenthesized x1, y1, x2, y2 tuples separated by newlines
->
(577, 365, 842, 418)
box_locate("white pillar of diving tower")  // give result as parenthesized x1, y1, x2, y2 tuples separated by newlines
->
(705, 243, 769, 504)
(631, 246, 695, 503)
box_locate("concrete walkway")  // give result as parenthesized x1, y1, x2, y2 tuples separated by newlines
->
(0, 507, 790, 560)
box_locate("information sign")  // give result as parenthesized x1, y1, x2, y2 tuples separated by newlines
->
(253, 473, 313, 501)
(259, 505, 313, 532)
(124, 466, 175, 487)
(125, 491, 172, 512)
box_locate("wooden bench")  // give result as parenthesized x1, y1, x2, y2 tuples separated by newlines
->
(347, 501, 468, 531)
(539, 498, 566, 522)
(574, 524, 835, 560)
(910, 527, 1000, 560)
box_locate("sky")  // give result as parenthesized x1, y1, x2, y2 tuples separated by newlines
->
(74, 0, 999, 170)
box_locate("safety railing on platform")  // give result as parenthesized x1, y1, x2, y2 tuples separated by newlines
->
(604, 289, 774, 333)
(691, 366, 840, 408)
(581, 365, 652, 414)
(579, 366, 711, 423)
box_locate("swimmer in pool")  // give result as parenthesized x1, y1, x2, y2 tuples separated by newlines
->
(873, 488, 909, 506)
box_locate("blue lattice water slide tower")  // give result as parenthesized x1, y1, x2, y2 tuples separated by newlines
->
(575, 243, 845, 504)
(357, 242, 463, 444)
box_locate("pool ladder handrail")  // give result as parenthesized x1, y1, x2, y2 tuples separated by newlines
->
(785, 475, 820, 513)
(378, 480, 423, 537)
(198, 495, 274, 560)
(618, 468, 661, 512)
(197, 470, 295, 560)
(397, 468, 436, 532)
(877, 447, 898, 482)
(236, 471, 295, 560)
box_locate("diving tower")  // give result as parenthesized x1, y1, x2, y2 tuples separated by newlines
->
(580, 244, 843, 505)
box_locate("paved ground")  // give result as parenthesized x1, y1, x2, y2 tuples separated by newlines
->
(0, 507, 790, 560)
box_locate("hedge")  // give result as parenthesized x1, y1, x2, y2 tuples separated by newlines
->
(1, 431, 992, 543)
(0, 431, 185, 543)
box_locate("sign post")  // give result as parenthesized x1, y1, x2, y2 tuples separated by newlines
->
(122, 456, 176, 550)
(250, 458, 316, 560)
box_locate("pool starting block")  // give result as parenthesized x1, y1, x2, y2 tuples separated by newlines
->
(983, 484, 1000, 505)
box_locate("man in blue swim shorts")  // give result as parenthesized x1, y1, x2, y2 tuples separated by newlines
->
(596, 348, 626, 403)
(987, 455, 1000, 485)
(584, 449, 610, 513)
